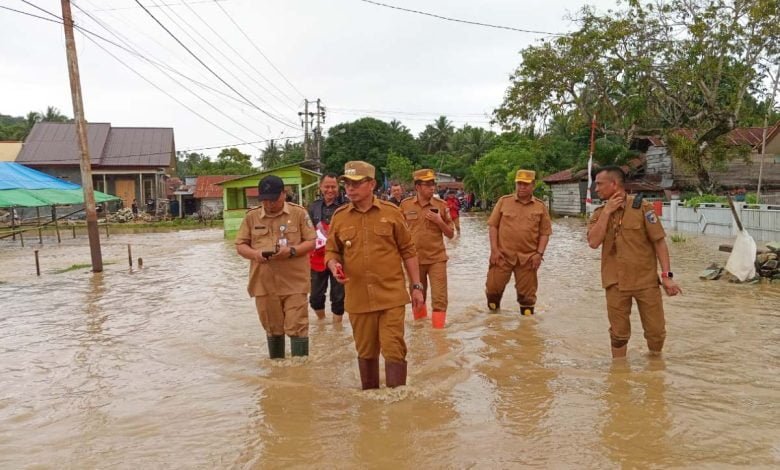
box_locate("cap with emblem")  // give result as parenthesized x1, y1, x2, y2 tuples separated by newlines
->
(257, 175, 285, 201)
(340, 161, 376, 182)
(515, 169, 536, 183)
(413, 168, 436, 182)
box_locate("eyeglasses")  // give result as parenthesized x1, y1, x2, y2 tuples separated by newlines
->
(342, 178, 371, 188)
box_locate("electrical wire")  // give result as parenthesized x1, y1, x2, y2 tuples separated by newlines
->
(213, 0, 306, 100)
(148, 0, 295, 118)
(133, 0, 300, 130)
(358, 0, 566, 36)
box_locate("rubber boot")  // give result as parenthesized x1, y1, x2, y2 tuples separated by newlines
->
(520, 306, 535, 316)
(358, 358, 380, 390)
(290, 336, 309, 357)
(266, 335, 285, 359)
(385, 361, 407, 388)
(431, 310, 446, 328)
(486, 294, 502, 312)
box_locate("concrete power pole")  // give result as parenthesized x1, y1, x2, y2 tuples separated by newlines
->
(315, 99, 325, 165)
(299, 100, 310, 161)
(61, 0, 103, 272)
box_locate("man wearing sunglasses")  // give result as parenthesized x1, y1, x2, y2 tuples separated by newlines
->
(325, 161, 425, 390)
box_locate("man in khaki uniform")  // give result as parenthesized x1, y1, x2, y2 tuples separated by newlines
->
(486, 169, 552, 316)
(236, 175, 317, 358)
(325, 161, 424, 390)
(399, 169, 454, 326)
(587, 166, 682, 358)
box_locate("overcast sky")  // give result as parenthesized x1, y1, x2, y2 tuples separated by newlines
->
(0, 0, 620, 160)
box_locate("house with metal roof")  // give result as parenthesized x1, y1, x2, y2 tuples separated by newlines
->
(0, 141, 22, 162)
(16, 122, 176, 210)
(218, 163, 321, 238)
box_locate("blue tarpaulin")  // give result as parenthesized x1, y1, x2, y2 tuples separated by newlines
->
(0, 162, 118, 207)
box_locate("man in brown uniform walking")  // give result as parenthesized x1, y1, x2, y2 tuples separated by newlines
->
(325, 161, 424, 389)
(587, 166, 682, 358)
(399, 169, 454, 327)
(236, 175, 317, 358)
(486, 169, 552, 316)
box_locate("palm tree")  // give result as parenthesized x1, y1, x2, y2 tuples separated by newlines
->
(389, 119, 409, 133)
(25, 111, 41, 130)
(41, 106, 69, 122)
(419, 116, 454, 154)
(455, 126, 496, 163)
(261, 140, 283, 169)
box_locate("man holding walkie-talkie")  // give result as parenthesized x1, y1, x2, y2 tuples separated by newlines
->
(236, 175, 316, 359)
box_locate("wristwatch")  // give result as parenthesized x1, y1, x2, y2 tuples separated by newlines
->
(661, 271, 673, 279)
(289, 247, 297, 258)
(411, 283, 424, 291)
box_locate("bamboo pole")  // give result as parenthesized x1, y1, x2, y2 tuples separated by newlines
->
(128, 244, 133, 267)
(34, 250, 40, 276)
(52, 206, 61, 243)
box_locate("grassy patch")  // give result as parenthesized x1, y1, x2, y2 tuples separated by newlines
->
(670, 233, 687, 243)
(55, 261, 116, 274)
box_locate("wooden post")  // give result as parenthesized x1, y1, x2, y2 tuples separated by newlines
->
(11, 208, 16, 241)
(72, 225, 76, 238)
(128, 244, 133, 267)
(35, 250, 40, 276)
(138, 258, 143, 268)
(52, 206, 61, 243)
(20, 230, 25, 247)
(105, 222, 109, 239)
(727, 195, 744, 232)
(36, 207, 43, 244)
(62, 0, 103, 272)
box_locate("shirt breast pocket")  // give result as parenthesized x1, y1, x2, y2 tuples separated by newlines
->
(373, 223, 393, 237)
(404, 211, 419, 221)
(339, 227, 357, 248)
(252, 226, 271, 247)
(285, 223, 301, 243)
(622, 218, 642, 230)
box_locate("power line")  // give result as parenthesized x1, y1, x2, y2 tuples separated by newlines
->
(181, 0, 301, 110)
(17, 0, 271, 147)
(330, 106, 490, 117)
(133, 0, 300, 130)
(148, 0, 296, 118)
(214, 0, 306, 100)
(358, 0, 566, 36)
(91, 0, 226, 12)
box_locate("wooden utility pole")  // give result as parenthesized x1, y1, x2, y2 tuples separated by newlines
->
(61, 0, 103, 272)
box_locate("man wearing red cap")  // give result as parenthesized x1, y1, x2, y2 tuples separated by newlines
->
(486, 169, 552, 316)
(235, 175, 317, 359)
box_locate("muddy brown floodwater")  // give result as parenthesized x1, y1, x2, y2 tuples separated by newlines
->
(1, 215, 778, 468)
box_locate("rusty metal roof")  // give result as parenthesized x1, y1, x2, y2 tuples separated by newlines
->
(16, 122, 173, 168)
(193, 175, 238, 199)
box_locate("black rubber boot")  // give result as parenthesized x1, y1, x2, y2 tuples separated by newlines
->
(358, 358, 380, 390)
(290, 336, 309, 357)
(385, 361, 407, 388)
(267, 335, 285, 359)
(486, 294, 502, 312)
(520, 306, 535, 316)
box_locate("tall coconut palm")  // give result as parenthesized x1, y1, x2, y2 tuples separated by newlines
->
(419, 116, 454, 154)
(261, 140, 283, 169)
(41, 106, 69, 122)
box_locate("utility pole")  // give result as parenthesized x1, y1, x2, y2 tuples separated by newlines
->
(315, 98, 325, 165)
(61, 0, 103, 272)
(299, 100, 310, 161)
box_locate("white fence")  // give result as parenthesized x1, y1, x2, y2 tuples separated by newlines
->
(659, 201, 780, 242)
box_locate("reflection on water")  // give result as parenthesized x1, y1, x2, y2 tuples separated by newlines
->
(1, 217, 779, 468)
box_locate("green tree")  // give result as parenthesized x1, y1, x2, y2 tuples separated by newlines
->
(322, 117, 419, 182)
(452, 125, 497, 164)
(418, 116, 455, 154)
(495, 0, 780, 192)
(463, 138, 536, 206)
(385, 152, 415, 185)
(260, 140, 283, 169)
(215, 147, 255, 175)
(41, 106, 69, 123)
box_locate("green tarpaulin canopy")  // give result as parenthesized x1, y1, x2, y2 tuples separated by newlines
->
(0, 188, 119, 208)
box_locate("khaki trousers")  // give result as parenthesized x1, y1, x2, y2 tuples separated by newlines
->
(605, 285, 666, 351)
(254, 293, 309, 337)
(419, 261, 448, 312)
(485, 257, 538, 307)
(348, 306, 407, 362)
(452, 217, 460, 232)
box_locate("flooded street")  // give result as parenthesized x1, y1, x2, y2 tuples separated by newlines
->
(1, 215, 778, 468)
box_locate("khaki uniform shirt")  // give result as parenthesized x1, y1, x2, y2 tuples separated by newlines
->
(325, 197, 417, 314)
(399, 196, 452, 264)
(588, 196, 666, 290)
(235, 202, 317, 297)
(487, 195, 553, 265)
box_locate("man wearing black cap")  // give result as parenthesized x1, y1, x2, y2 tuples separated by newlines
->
(236, 175, 317, 359)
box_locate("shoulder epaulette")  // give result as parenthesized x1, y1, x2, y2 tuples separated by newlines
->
(332, 204, 351, 215)
(499, 194, 513, 201)
(400, 196, 415, 204)
(378, 199, 401, 208)
(287, 202, 305, 210)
